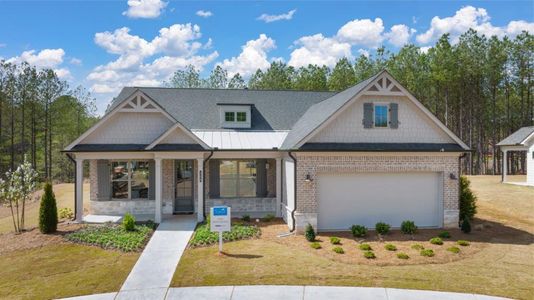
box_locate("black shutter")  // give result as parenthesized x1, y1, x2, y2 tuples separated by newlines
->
(390, 103, 399, 129)
(363, 103, 373, 128)
(209, 159, 220, 198)
(148, 160, 155, 200)
(97, 160, 110, 200)
(255, 160, 267, 197)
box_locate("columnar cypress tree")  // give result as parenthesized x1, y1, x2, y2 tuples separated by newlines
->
(39, 182, 58, 234)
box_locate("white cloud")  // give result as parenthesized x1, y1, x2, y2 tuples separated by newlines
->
(257, 9, 296, 23)
(196, 10, 213, 18)
(70, 58, 82, 65)
(385, 24, 416, 47)
(219, 34, 276, 77)
(357, 49, 370, 58)
(5, 48, 71, 79)
(151, 24, 203, 56)
(123, 0, 167, 19)
(288, 34, 352, 68)
(419, 46, 432, 54)
(336, 18, 385, 48)
(417, 6, 534, 44)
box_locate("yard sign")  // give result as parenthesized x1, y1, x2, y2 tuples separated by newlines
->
(210, 206, 231, 252)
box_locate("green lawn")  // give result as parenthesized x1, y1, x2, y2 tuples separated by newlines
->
(172, 176, 534, 299)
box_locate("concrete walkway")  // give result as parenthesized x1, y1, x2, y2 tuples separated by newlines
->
(61, 286, 509, 300)
(116, 215, 196, 299)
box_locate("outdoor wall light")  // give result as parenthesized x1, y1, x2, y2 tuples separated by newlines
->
(304, 174, 313, 182)
(449, 173, 457, 180)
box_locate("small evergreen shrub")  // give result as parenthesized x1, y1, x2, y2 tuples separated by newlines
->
(461, 219, 471, 233)
(330, 236, 341, 245)
(438, 231, 451, 239)
(447, 246, 460, 253)
(457, 240, 470, 246)
(400, 220, 417, 234)
(242, 215, 251, 222)
(263, 213, 275, 222)
(310, 242, 321, 249)
(411, 244, 424, 250)
(39, 183, 58, 234)
(122, 213, 136, 232)
(332, 246, 344, 254)
(397, 252, 409, 259)
(59, 207, 74, 220)
(363, 251, 376, 259)
(429, 237, 443, 245)
(460, 176, 477, 222)
(359, 243, 372, 251)
(350, 224, 367, 237)
(420, 249, 435, 257)
(375, 222, 390, 235)
(385, 244, 397, 251)
(305, 223, 316, 242)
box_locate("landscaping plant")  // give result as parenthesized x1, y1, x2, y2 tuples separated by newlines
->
(39, 182, 58, 234)
(384, 244, 397, 251)
(397, 252, 409, 259)
(459, 176, 477, 223)
(241, 214, 251, 222)
(363, 251, 376, 259)
(359, 243, 372, 251)
(66, 224, 153, 252)
(350, 224, 367, 237)
(457, 240, 470, 246)
(429, 237, 443, 245)
(263, 213, 275, 222)
(310, 242, 321, 249)
(330, 236, 341, 245)
(332, 246, 344, 254)
(305, 223, 316, 242)
(400, 220, 417, 234)
(420, 249, 435, 257)
(122, 213, 136, 231)
(461, 219, 472, 233)
(438, 231, 451, 239)
(59, 207, 74, 220)
(189, 222, 261, 247)
(447, 246, 460, 253)
(411, 244, 424, 250)
(375, 222, 390, 235)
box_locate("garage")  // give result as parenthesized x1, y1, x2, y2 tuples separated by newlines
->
(317, 172, 442, 231)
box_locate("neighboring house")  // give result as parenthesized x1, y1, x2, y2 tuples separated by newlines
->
(497, 126, 534, 186)
(64, 70, 470, 232)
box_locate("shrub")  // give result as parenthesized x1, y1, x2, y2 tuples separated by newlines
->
(438, 231, 451, 239)
(400, 220, 417, 234)
(59, 207, 74, 220)
(457, 240, 470, 246)
(447, 246, 460, 253)
(363, 251, 376, 259)
(305, 223, 316, 242)
(242, 215, 251, 222)
(66, 224, 152, 252)
(310, 242, 321, 249)
(429, 237, 443, 245)
(411, 244, 424, 250)
(375, 222, 390, 235)
(461, 219, 471, 233)
(122, 213, 136, 231)
(460, 176, 477, 222)
(330, 236, 341, 245)
(350, 225, 367, 237)
(420, 249, 435, 257)
(263, 213, 275, 222)
(359, 243, 372, 251)
(190, 223, 261, 247)
(385, 244, 397, 251)
(145, 220, 156, 230)
(332, 246, 344, 254)
(39, 183, 58, 234)
(397, 252, 410, 259)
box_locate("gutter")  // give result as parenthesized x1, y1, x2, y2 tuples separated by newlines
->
(65, 153, 77, 221)
(202, 150, 214, 221)
(288, 151, 297, 232)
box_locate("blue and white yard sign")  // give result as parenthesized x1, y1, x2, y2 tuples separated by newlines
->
(210, 206, 231, 232)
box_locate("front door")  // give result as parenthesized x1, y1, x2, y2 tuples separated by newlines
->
(175, 160, 194, 213)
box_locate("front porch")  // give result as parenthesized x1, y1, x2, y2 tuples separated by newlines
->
(501, 146, 533, 187)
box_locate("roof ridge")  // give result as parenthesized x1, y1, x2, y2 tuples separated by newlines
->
(132, 86, 337, 93)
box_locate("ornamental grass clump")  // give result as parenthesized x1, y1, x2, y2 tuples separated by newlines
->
(447, 246, 460, 253)
(457, 240, 470, 246)
(332, 246, 344, 254)
(420, 249, 435, 257)
(310, 242, 321, 249)
(363, 251, 376, 259)
(429, 237, 443, 245)
(384, 244, 397, 251)
(411, 244, 424, 250)
(359, 243, 372, 251)
(330, 236, 341, 245)
(397, 252, 409, 259)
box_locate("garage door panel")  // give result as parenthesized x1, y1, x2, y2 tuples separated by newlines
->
(317, 172, 441, 231)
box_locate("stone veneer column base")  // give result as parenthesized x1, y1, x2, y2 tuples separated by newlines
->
(294, 212, 318, 234)
(444, 209, 459, 228)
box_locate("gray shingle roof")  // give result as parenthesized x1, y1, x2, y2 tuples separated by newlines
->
(497, 126, 534, 146)
(109, 88, 335, 131)
(280, 72, 381, 149)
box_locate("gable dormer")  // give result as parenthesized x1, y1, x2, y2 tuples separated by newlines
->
(218, 104, 252, 129)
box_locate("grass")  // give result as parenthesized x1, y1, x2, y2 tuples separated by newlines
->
(66, 224, 153, 252)
(0, 183, 90, 234)
(0, 243, 138, 300)
(173, 176, 534, 299)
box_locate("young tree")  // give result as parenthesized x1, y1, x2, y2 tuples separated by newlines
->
(293, 65, 329, 91)
(39, 182, 57, 233)
(228, 73, 246, 89)
(166, 65, 203, 88)
(208, 66, 228, 88)
(328, 57, 356, 91)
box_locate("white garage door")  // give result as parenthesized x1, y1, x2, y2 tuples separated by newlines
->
(317, 172, 441, 231)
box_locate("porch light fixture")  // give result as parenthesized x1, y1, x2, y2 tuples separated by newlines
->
(304, 174, 313, 182)
(449, 173, 457, 180)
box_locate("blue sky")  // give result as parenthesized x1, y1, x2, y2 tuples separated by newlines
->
(0, 1, 532, 113)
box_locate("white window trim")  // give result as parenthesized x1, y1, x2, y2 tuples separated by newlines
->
(373, 102, 389, 129)
(219, 106, 251, 128)
(219, 159, 257, 198)
(110, 160, 151, 201)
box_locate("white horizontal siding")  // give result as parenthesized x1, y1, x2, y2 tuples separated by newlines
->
(160, 128, 197, 144)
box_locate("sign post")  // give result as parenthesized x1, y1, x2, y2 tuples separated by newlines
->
(210, 206, 231, 254)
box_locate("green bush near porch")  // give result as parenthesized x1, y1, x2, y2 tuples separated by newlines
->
(189, 222, 261, 247)
(66, 224, 153, 252)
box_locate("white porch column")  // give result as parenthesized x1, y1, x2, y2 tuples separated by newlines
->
(275, 158, 282, 217)
(502, 149, 508, 183)
(155, 158, 162, 223)
(196, 158, 204, 223)
(75, 158, 84, 222)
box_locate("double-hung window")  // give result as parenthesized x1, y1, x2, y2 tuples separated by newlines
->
(219, 160, 256, 198)
(111, 160, 150, 199)
(374, 104, 389, 128)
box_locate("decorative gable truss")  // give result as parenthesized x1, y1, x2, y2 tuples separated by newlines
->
(120, 94, 159, 112)
(363, 74, 403, 96)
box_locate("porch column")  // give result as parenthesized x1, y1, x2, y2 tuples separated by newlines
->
(275, 158, 282, 217)
(75, 158, 84, 222)
(196, 158, 204, 223)
(502, 149, 508, 183)
(155, 158, 162, 223)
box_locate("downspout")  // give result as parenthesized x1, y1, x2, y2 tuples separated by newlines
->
(288, 151, 297, 232)
(202, 150, 214, 220)
(66, 153, 77, 221)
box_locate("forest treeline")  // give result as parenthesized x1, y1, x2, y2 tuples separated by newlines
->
(0, 29, 532, 182)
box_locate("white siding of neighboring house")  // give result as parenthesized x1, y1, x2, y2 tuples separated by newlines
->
(309, 95, 454, 144)
(527, 138, 534, 185)
(160, 127, 198, 144)
(81, 112, 173, 144)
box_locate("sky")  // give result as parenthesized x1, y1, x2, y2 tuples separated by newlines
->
(0, 0, 533, 114)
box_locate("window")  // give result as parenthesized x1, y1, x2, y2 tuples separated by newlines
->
(236, 112, 247, 122)
(225, 112, 235, 122)
(219, 160, 256, 198)
(374, 104, 388, 127)
(219, 105, 251, 128)
(111, 160, 150, 199)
